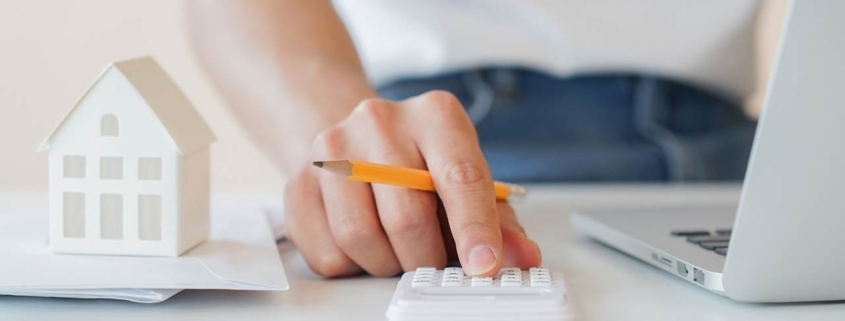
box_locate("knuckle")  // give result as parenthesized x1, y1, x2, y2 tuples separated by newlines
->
(418, 91, 474, 132)
(423, 90, 461, 109)
(459, 218, 499, 237)
(312, 126, 346, 158)
(424, 91, 463, 117)
(442, 159, 491, 186)
(384, 205, 437, 237)
(355, 98, 392, 121)
(331, 214, 383, 251)
(354, 98, 395, 137)
(309, 252, 356, 277)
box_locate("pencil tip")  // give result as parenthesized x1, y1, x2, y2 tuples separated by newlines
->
(312, 161, 324, 168)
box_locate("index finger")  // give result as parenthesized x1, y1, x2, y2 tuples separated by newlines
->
(406, 91, 502, 277)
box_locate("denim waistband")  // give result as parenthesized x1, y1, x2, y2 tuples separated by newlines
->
(378, 68, 756, 182)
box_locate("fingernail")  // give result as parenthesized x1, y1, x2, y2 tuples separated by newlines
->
(467, 245, 497, 275)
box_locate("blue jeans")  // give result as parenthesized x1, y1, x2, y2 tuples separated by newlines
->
(378, 68, 757, 182)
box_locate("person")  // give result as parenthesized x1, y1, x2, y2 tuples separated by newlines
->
(186, 1, 787, 278)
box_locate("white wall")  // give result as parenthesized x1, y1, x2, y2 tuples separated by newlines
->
(0, 0, 283, 189)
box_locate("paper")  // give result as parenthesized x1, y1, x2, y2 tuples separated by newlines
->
(263, 206, 286, 241)
(0, 288, 181, 304)
(0, 199, 289, 303)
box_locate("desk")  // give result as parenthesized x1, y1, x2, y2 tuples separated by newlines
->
(3, 184, 845, 320)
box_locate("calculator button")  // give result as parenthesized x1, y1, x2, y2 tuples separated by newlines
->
(502, 275, 522, 281)
(441, 276, 464, 287)
(444, 267, 464, 274)
(530, 274, 550, 281)
(501, 277, 522, 287)
(500, 269, 523, 287)
(471, 277, 493, 287)
(529, 267, 551, 288)
(529, 267, 549, 274)
(441, 267, 464, 287)
(500, 267, 521, 275)
(411, 280, 433, 287)
(411, 276, 434, 288)
(411, 267, 436, 288)
(530, 278, 551, 288)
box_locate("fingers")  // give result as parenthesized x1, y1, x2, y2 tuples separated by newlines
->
(293, 91, 517, 278)
(348, 98, 447, 271)
(497, 202, 543, 269)
(435, 200, 542, 269)
(313, 126, 402, 277)
(284, 170, 362, 277)
(407, 91, 502, 277)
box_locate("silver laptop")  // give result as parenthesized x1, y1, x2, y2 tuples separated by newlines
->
(572, 1, 845, 303)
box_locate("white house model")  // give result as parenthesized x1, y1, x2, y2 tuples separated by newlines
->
(39, 56, 215, 257)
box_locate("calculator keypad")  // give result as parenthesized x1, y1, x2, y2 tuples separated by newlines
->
(410, 267, 557, 288)
(392, 267, 570, 321)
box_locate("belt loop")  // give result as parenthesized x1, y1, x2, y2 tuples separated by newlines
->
(490, 68, 521, 99)
(632, 76, 698, 181)
(462, 69, 495, 124)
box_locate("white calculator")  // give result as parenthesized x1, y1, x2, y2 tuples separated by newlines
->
(386, 267, 572, 321)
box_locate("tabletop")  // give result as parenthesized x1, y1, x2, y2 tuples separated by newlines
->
(3, 184, 845, 321)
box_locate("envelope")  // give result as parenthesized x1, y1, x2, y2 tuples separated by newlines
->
(0, 197, 289, 302)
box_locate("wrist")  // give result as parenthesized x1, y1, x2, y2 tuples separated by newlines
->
(277, 62, 378, 173)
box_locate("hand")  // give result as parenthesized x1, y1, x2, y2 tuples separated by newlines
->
(284, 91, 542, 277)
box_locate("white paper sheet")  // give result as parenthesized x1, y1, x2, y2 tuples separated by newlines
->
(0, 198, 288, 302)
(264, 207, 286, 241)
(0, 288, 181, 303)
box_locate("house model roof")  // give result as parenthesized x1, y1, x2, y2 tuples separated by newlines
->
(39, 56, 215, 155)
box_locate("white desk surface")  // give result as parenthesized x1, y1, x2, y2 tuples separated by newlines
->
(3, 184, 845, 320)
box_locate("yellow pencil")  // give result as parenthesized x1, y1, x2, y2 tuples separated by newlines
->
(313, 159, 527, 202)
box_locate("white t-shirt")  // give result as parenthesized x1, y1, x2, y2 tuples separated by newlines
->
(332, 0, 761, 102)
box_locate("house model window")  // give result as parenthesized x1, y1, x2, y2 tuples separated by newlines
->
(138, 157, 162, 180)
(139, 194, 163, 241)
(101, 114, 119, 136)
(100, 194, 123, 240)
(63, 155, 86, 178)
(39, 56, 215, 257)
(100, 157, 123, 180)
(63, 192, 86, 238)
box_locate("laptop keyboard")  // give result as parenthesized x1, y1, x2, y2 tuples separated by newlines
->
(671, 229, 732, 256)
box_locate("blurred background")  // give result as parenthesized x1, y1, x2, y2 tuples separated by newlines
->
(0, 0, 283, 190)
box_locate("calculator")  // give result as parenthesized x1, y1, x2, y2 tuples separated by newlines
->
(386, 267, 572, 321)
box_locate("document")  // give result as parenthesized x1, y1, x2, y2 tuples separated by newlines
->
(0, 199, 289, 303)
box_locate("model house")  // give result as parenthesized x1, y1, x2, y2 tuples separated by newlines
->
(39, 56, 215, 257)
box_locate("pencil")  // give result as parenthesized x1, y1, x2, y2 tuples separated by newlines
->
(312, 159, 527, 202)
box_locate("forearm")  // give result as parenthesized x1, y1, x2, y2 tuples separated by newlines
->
(186, 0, 376, 173)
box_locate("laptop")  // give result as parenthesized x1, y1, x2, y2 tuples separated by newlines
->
(572, 1, 845, 303)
